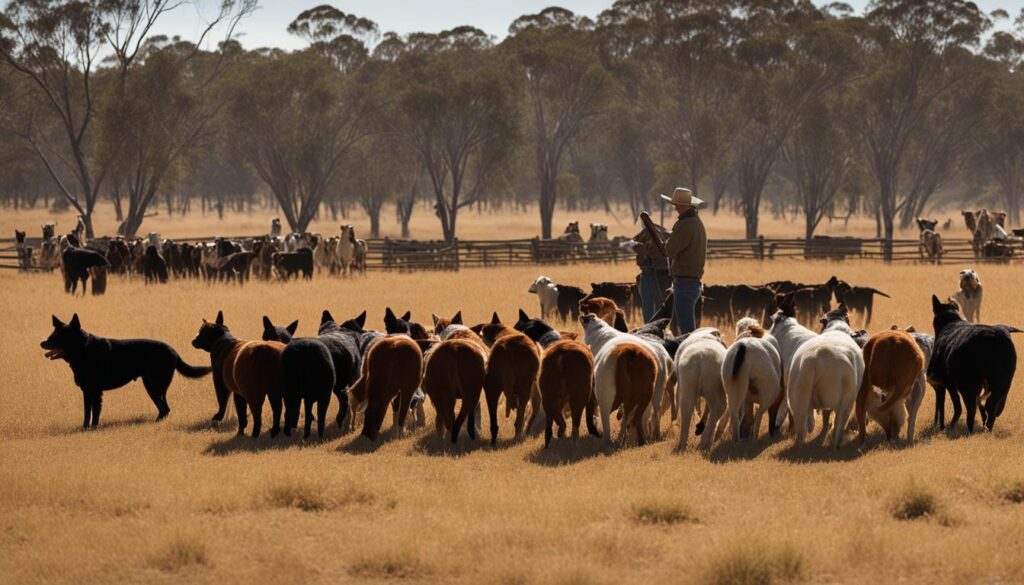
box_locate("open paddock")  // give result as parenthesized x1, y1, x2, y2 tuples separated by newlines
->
(2, 259, 1024, 585)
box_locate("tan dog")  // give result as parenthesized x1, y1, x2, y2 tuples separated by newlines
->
(539, 338, 595, 447)
(855, 330, 925, 443)
(349, 335, 423, 440)
(579, 296, 618, 326)
(950, 269, 982, 323)
(421, 337, 486, 443)
(191, 311, 285, 438)
(479, 313, 542, 444)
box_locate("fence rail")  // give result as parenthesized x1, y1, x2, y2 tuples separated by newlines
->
(2, 234, 1021, 272)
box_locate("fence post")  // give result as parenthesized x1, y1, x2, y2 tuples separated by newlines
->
(883, 237, 893, 263)
(757, 235, 765, 260)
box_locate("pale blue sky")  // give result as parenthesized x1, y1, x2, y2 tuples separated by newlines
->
(147, 0, 1024, 50)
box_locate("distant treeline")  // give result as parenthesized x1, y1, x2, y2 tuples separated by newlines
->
(1, 0, 1022, 240)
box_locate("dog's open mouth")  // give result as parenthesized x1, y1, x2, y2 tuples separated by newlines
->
(44, 349, 64, 360)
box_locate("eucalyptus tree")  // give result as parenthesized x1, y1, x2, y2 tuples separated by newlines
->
(0, 0, 251, 237)
(854, 0, 990, 252)
(505, 7, 610, 238)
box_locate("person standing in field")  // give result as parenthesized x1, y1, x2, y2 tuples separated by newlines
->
(633, 222, 672, 323)
(661, 187, 707, 334)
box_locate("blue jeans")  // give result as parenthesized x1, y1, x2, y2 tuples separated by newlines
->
(673, 278, 702, 334)
(638, 269, 671, 323)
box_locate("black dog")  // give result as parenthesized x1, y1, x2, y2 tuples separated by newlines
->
(928, 295, 1019, 433)
(262, 317, 336, 438)
(62, 244, 109, 295)
(143, 246, 169, 284)
(318, 310, 367, 429)
(826, 276, 890, 326)
(41, 314, 211, 428)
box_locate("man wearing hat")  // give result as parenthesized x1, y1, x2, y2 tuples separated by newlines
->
(661, 187, 707, 334)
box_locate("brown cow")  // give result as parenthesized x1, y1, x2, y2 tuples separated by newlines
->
(855, 330, 925, 443)
(539, 339, 595, 447)
(479, 313, 542, 444)
(421, 337, 486, 443)
(191, 311, 285, 438)
(349, 335, 423, 440)
(608, 343, 657, 446)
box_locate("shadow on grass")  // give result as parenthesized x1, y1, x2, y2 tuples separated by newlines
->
(705, 433, 779, 462)
(48, 415, 156, 436)
(524, 435, 611, 466)
(202, 431, 308, 456)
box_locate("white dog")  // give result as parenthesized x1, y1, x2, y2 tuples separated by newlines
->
(528, 276, 560, 321)
(674, 327, 727, 449)
(787, 306, 864, 449)
(950, 269, 982, 323)
(722, 318, 783, 442)
(582, 315, 671, 443)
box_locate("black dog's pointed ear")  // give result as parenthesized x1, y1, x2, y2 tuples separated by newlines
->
(453, 311, 462, 324)
(321, 310, 334, 324)
(385, 307, 396, 322)
(838, 303, 848, 314)
(401, 311, 411, 321)
(491, 312, 500, 325)
(431, 313, 439, 326)
(518, 309, 529, 323)
(69, 314, 80, 330)
(355, 311, 366, 328)
(52, 315, 63, 328)
(263, 316, 273, 330)
(216, 311, 224, 326)
(287, 320, 299, 335)
(931, 294, 942, 312)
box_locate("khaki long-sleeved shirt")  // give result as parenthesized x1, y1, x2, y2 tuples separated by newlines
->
(665, 209, 707, 280)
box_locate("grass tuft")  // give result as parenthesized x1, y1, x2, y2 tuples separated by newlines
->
(631, 500, 698, 526)
(1000, 480, 1024, 504)
(149, 535, 209, 572)
(704, 544, 803, 585)
(890, 483, 939, 520)
(262, 477, 374, 512)
(348, 549, 429, 579)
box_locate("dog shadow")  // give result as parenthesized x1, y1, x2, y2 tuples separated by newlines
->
(773, 429, 865, 462)
(705, 434, 779, 462)
(48, 415, 155, 436)
(409, 430, 496, 457)
(202, 432, 307, 456)
(524, 436, 611, 466)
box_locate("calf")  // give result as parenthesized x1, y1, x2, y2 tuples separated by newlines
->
(855, 330, 925, 443)
(272, 248, 314, 280)
(528, 276, 560, 321)
(556, 285, 587, 322)
(514, 310, 599, 446)
(479, 313, 542, 444)
(589, 282, 637, 320)
(929, 295, 1018, 433)
(60, 238, 109, 296)
(143, 246, 168, 284)
(729, 284, 774, 326)
(191, 311, 285, 438)
(826, 277, 890, 327)
(700, 284, 734, 326)
(261, 317, 336, 439)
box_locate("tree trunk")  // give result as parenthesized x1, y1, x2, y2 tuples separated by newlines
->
(539, 172, 557, 239)
(368, 206, 381, 238)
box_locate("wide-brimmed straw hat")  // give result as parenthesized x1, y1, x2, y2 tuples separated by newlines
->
(659, 187, 705, 208)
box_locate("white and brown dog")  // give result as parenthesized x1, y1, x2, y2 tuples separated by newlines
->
(950, 269, 982, 323)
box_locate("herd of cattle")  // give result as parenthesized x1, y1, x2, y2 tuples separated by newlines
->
(42, 261, 1011, 452)
(917, 209, 1024, 260)
(15, 218, 370, 295)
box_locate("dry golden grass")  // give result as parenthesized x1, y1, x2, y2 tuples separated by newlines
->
(1, 210, 1023, 584)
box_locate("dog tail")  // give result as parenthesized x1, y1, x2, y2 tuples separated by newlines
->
(731, 342, 747, 379)
(870, 288, 891, 298)
(997, 325, 1024, 334)
(175, 357, 212, 378)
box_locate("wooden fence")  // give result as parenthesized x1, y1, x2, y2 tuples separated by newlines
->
(2, 234, 1021, 273)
